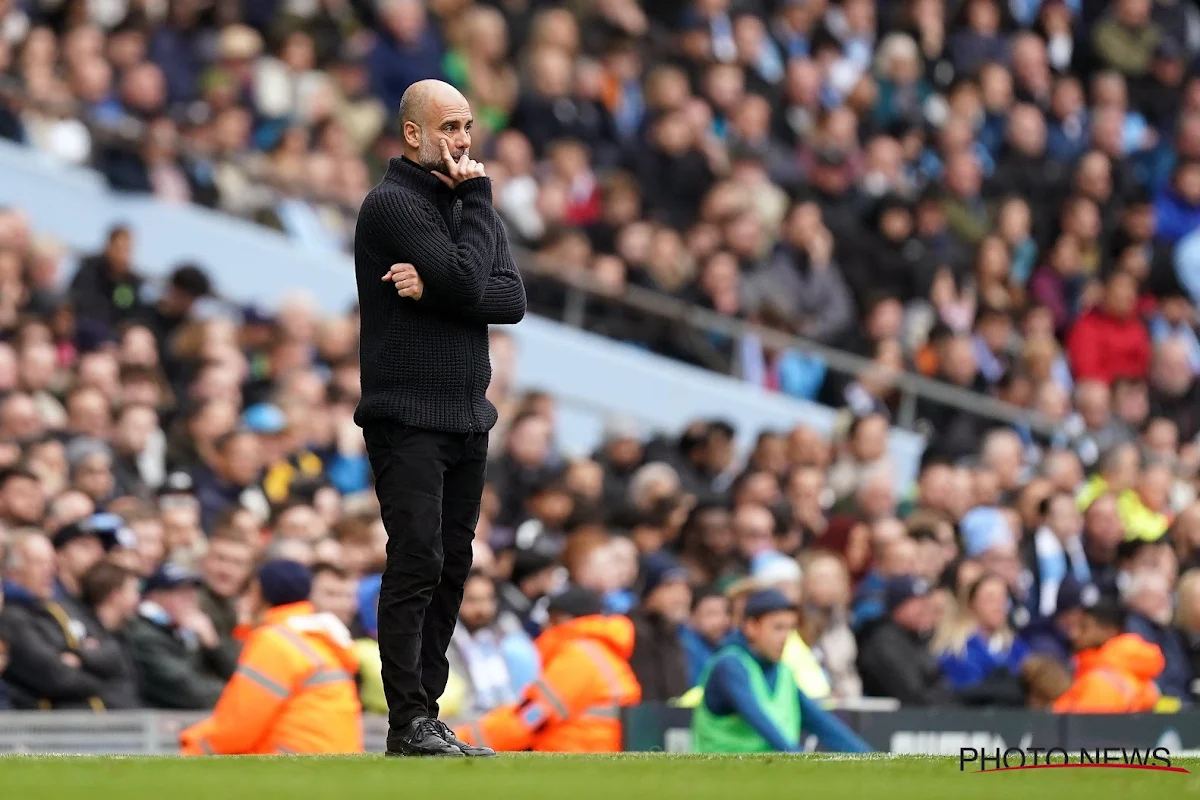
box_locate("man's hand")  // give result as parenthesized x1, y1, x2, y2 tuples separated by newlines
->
(432, 140, 486, 189)
(180, 609, 220, 650)
(382, 262, 424, 300)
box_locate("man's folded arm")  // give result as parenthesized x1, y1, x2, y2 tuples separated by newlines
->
(368, 180, 497, 306)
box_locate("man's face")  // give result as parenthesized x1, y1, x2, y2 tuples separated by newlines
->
(734, 506, 775, 560)
(117, 407, 157, 455)
(310, 572, 357, 624)
(1, 476, 44, 525)
(691, 595, 732, 643)
(1048, 497, 1083, 540)
(111, 575, 142, 622)
(106, 232, 132, 273)
(220, 434, 262, 487)
(648, 579, 693, 625)
(74, 454, 115, 502)
(202, 539, 254, 599)
(1072, 614, 1112, 651)
(59, 535, 104, 582)
(157, 585, 199, 622)
(893, 594, 933, 633)
(409, 95, 473, 172)
(744, 609, 796, 662)
(13, 537, 56, 599)
(458, 575, 497, 632)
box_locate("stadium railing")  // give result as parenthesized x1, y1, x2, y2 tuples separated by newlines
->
(3, 702, 1198, 755)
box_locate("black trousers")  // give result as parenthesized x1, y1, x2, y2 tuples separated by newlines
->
(364, 421, 487, 730)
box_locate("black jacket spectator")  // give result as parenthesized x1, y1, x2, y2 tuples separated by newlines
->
(628, 607, 689, 702)
(1150, 374, 1200, 443)
(123, 610, 229, 710)
(0, 582, 107, 710)
(857, 617, 957, 706)
(1126, 611, 1194, 701)
(69, 227, 146, 335)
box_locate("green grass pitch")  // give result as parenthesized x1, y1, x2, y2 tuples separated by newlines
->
(1, 754, 1197, 800)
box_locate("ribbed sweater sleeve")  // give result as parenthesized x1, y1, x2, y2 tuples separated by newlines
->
(368, 176, 497, 306)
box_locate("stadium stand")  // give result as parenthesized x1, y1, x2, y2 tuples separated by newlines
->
(1, 0, 1200, 754)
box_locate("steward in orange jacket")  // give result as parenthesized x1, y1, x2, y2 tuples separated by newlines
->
(181, 561, 363, 755)
(456, 587, 641, 752)
(1053, 597, 1164, 714)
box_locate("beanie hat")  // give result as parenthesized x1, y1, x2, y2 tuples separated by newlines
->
(258, 559, 312, 607)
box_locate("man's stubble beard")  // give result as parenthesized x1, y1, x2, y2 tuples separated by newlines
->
(417, 131, 465, 173)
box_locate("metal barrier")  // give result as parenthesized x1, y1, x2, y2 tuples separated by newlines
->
(0, 711, 390, 755)
(3, 705, 1198, 755)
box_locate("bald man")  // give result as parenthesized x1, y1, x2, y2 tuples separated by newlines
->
(353, 80, 524, 757)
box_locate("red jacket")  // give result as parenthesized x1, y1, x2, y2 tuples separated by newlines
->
(1066, 309, 1151, 384)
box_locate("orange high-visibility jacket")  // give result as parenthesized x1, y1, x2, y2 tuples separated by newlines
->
(1053, 632, 1165, 714)
(180, 602, 363, 755)
(457, 614, 641, 752)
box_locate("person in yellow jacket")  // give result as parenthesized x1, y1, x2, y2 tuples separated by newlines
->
(456, 587, 642, 752)
(181, 560, 363, 755)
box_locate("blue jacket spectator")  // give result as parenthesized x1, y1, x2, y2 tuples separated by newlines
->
(148, 12, 205, 105)
(937, 632, 1030, 690)
(934, 573, 1029, 691)
(1126, 610, 1194, 702)
(1155, 164, 1200, 244)
(368, 0, 446, 115)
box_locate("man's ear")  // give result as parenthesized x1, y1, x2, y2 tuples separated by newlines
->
(402, 120, 421, 151)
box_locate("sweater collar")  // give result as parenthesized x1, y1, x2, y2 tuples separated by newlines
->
(384, 156, 447, 197)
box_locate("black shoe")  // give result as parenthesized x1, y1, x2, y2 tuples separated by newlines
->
(385, 717, 465, 757)
(434, 719, 497, 757)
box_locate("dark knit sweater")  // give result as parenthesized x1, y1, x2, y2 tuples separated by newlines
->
(354, 157, 526, 433)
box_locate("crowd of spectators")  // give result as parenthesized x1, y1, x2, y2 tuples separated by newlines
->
(0, 211, 1199, 716)
(1, 0, 1200, 721)
(3, 0, 1200, 456)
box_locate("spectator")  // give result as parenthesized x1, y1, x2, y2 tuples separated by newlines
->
(310, 562, 360, 627)
(743, 201, 855, 345)
(1027, 491, 1092, 617)
(1123, 570, 1194, 702)
(78, 560, 140, 709)
(851, 535, 917, 631)
(197, 529, 255, 663)
(802, 553, 861, 699)
(124, 563, 232, 710)
(1148, 339, 1200, 443)
(1177, 570, 1200, 698)
(857, 576, 956, 705)
(369, 0, 445, 115)
(1053, 595, 1164, 713)
(455, 587, 640, 753)
(447, 570, 538, 719)
(1091, 0, 1162, 79)
(680, 589, 732, 687)
(0, 531, 106, 709)
(1066, 270, 1151, 384)
(934, 573, 1029, 700)
(628, 551, 691, 702)
(1022, 577, 1098, 665)
(68, 225, 144, 335)
(191, 429, 267, 534)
